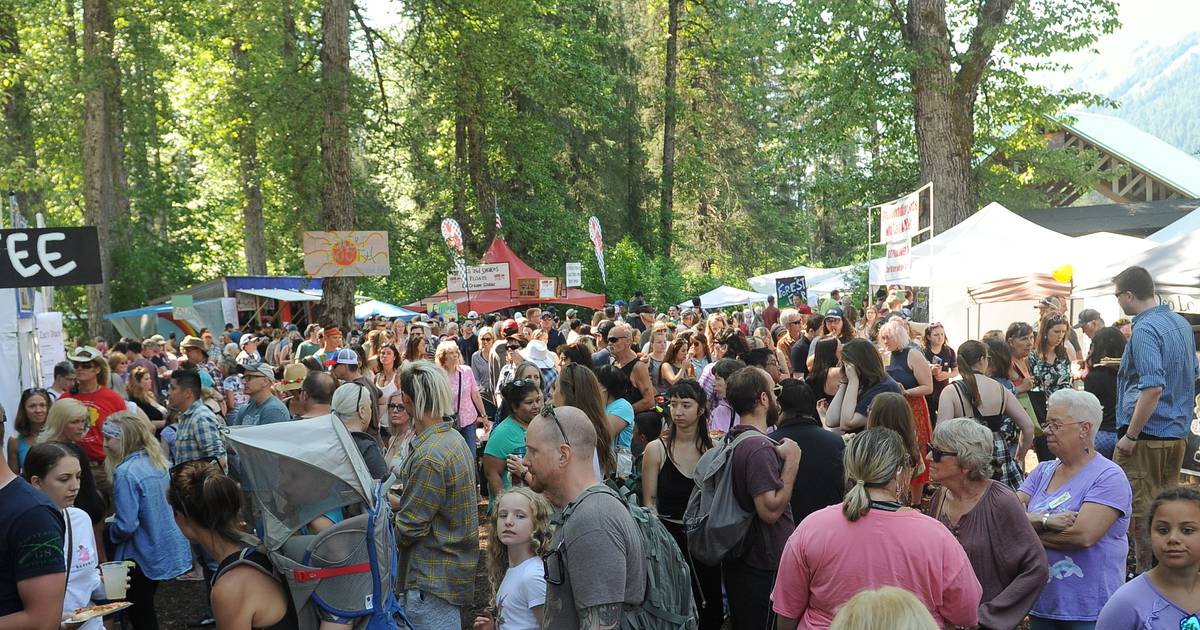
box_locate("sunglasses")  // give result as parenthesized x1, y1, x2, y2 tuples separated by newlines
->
(72, 362, 97, 370)
(607, 336, 628, 343)
(541, 403, 570, 446)
(925, 443, 958, 463)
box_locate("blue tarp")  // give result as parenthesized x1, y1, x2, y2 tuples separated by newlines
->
(355, 300, 419, 321)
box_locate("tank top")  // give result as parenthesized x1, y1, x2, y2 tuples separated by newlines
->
(212, 548, 300, 630)
(886, 347, 919, 389)
(655, 443, 696, 522)
(16, 433, 31, 471)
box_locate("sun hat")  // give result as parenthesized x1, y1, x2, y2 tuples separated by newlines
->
(278, 363, 308, 392)
(519, 340, 555, 369)
(67, 346, 103, 363)
(179, 335, 206, 353)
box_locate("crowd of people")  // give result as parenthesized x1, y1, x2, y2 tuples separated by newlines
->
(0, 262, 1197, 630)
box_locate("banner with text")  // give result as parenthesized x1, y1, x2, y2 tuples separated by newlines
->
(0, 227, 103, 288)
(36, 312, 65, 387)
(565, 262, 581, 288)
(447, 263, 511, 292)
(775, 276, 808, 305)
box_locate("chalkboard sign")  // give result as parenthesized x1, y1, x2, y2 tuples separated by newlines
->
(775, 276, 808, 304)
(0, 227, 103, 288)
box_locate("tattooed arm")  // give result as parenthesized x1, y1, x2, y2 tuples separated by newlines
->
(577, 602, 623, 630)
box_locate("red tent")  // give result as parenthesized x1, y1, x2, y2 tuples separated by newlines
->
(405, 238, 606, 315)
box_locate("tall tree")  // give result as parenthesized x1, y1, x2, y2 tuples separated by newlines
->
(0, 6, 44, 221)
(659, 0, 679, 259)
(317, 0, 354, 329)
(231, 40, 268, 275)
(81, 0, 126, 337)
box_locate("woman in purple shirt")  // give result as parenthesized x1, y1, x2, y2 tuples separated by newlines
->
(1098, 486, 1200, 629)
(1017, 389, 1132, 630)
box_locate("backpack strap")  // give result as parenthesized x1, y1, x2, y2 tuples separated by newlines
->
(555, 484, 617, 526)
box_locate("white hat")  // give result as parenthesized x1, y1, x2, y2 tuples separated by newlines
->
(519, 339, 554, 369)
(467, 310, 479, 319)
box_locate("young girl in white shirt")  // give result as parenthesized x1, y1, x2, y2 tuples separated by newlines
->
(473, 487, 552, 630)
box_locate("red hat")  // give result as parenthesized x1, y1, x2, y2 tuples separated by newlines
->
(500, 319, 519, 336)
(797, 304, 813, 315)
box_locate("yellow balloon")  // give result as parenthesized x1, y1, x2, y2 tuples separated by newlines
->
(1052, 264, 1073, 283)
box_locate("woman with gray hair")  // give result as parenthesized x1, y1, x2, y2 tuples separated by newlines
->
(1016, 389, 1132, 630)
(925, 418, 1048, 629)
(771, 427, 982, 629)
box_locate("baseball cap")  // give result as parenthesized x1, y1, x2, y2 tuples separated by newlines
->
(500, 319, 520, 336)
(239, 361, 275, 380)
(615, 299, 626, 307)
(634, 304, 655, 315)
(566, 308, 578, 318)
(596, 320, 616, 337)
(467, 310, 479, 319)
(1074, 309, 1102, 328)
(239, 334, 258, 347)
(1036, 296, 1063, 310)
(278, 363, 308, 392)
(823, 307, 844, 320)
(333, 347, 360, 366)
(541, 311, 555, 319)
(67, 346, 103, 363)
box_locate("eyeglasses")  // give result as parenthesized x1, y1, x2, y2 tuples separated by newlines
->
(541, 403, 570, 446)
(1043, 420, 1083, 434)
(1114, 290, 1130, 299)
(387, 403, 406, 412)
(925, 443, 958, 463)
(1182, 613, 1200, 630)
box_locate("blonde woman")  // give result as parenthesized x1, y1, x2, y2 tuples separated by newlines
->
(829, 587, 938, 630)
(39, 398, 106, 526)
(103, 412, 191, 629)
(436, 340, 486, 451)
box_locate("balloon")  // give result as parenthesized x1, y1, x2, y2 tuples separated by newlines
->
(1052, 264, 1073, 283)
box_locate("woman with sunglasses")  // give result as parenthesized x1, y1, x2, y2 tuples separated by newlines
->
(1028, 314, 1073, 462)
(771, 426, 982, 629)
(688, 333, 711, 375)
(938, 341, 1034, 491)
(925, 418, 1048, 630)
(1017, 389, 1131, 630)
(483, 379, 543, 500)
(6, 387, 51, 474)
(1097, 486, 1200, 630)
(384, 391, 414, 475)
(61, 346, 128, 481)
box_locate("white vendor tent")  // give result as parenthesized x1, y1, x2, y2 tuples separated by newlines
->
(680, 286, 770, 310)
(1074, 230, 1200, 312)
(1148, 204, 1200, 243)
(747, 265, 856, 303)
(869, 202, 1077, 341)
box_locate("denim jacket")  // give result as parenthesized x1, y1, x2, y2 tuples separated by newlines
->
(108, 450, 191, 580)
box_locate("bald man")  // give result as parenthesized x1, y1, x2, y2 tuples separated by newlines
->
(524, 406, 645, 629)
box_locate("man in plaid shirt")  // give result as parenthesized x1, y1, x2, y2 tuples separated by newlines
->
(167, 369, 227, 469)
(393, 362, 479, 628)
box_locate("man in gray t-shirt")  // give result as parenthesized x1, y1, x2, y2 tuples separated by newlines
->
(524, 406, 644, 629)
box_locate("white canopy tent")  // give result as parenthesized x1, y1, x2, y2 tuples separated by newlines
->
(1148, 204, 1200, 243)
(746, 265, 856, 304)
(868, 202, 1078, 341)
(680, 286, 770, 310)
(1074, 230, 1200, 312)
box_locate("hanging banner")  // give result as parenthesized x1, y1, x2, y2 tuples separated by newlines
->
(587, 216, 606, 286)
(775, 276, 808, 304)
(440, 219, 465, 255)
(880, 190, 920, 242)
(36, 312, 65, 387)
(302, 231, 390, 276)
(884, 240, 912, 283)
(220, 298, 239, 326)
(447, 263, 511, 292)
(539, 277, 558, 299)
(0, 227, 103, 288)
(565, 262, 582, 288)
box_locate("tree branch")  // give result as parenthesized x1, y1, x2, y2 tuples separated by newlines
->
(955, 0, 1013, 94)
(351, 2, 395, 127)
(887, 0, 911, 42)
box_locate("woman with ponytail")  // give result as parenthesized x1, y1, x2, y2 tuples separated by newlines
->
(937, 340, 1034, 491)
(169, 461, 299, 629)
(771, 427, 982, 630)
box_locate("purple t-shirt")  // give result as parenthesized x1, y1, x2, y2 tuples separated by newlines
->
(1018, 455, 1131, 621)
(1097, 573, 1197, 629)
(728, 425, 795, 571)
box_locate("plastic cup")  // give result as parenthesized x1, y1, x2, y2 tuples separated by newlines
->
(100, 562, 130, 599)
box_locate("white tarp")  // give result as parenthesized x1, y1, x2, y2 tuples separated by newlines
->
(869, 203, 1077, 341)
(680, 286, 770, 310)
(1148, 204, 1200, 243)
(747, 265, 856, 301)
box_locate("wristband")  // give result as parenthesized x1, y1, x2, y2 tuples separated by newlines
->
(1125, 434, 1138, 441)
(1041, 513, 1049, 528)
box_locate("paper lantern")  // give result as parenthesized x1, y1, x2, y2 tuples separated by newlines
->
(1052, 264, 1073, 283)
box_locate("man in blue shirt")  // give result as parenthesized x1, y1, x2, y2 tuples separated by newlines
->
(1113, 265, 1200, 574)
(235, 362, 291, 427)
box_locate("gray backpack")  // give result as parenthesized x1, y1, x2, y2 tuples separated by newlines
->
(683, 429, 764, 566)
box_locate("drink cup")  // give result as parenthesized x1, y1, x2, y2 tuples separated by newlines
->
(101, 561, 131, 600)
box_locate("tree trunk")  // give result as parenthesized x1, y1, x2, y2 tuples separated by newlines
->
(659, 0, 680, 259)
(282, 0, 315, 245)
(82, 0, 123, 339)
(317, 0, 355, 330)
(904, 0, 1012, 233)
(0, 7, 45, 221)
(232, 41, 267, 276)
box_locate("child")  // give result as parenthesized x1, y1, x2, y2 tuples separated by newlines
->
(1097, 486, 1200, 629)
(473, 487, 553, 630)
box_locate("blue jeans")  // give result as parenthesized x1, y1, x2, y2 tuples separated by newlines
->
(404, 589, 460, 629)
(456, 420, 476, 453)
(1029, 616, 1095, 630)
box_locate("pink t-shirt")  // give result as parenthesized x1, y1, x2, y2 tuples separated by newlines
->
(771, 504, 981, 629)
(448, 365, 480, 428)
